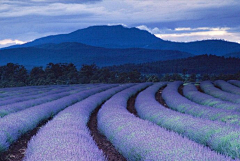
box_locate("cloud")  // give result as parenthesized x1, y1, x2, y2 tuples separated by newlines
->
(137, 25, 240, 43)
(0, 2, 107, 17)
(0, 39, 26, 48)
(5, 0, 102, 4)
(107, 23, 128, 27)
(155, 27, 240, 43)
(137, 25, 163, 34)
(1, 0, 240, 44)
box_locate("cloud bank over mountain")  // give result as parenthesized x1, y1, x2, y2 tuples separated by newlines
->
(0, 0, 239, 48)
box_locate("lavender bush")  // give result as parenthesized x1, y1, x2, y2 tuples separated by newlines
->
(215, 80, 240, 95)
(0, 87, 46, 100)
(229, 80, 240, 88)
(162, 81, 240, 125)
(23, 84, 133, 161)
(183, 83, 240, 110)
(0, 87, 88, 117)
(200, 81, 240, 103)
(0, 86, 79, 106)
(98, 83, 234, 160)
(136, 83, 240, 159)
(0, 84, 115, 152)
(0, 85, 50, 98)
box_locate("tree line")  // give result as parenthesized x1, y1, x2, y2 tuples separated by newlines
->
(107, 54, 240, 75)
(0, 63, 144, 87)
(0, 59, 240, 88)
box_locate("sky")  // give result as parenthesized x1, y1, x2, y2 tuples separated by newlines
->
(0, 0, 240, 48)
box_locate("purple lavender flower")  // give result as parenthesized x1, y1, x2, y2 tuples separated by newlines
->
(23, 84, 133, 161)
(0, 84, 115, 153)
(183, 83, 240, 110)
(201, 81, 240, 103)
(215, 80, 240, 95)
(99, 83, 234, 160)
(136, 82, 240, 159)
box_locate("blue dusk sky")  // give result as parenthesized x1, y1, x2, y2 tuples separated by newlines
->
(0, 0, 240, 48)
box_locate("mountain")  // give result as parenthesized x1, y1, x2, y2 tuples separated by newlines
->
(0, 42, 192, 69)
(106, 54, 240, 75)
(6, 25, 240, 56)
(8, 25, 162, 49)
(224, 51, 240, 58)
(147, 40, 240, 56)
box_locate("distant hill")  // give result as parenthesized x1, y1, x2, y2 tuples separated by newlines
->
(6, 25, 240, 56)
(8, 25, 161, 49)
(148, 40, 240, 56)
(106, 54, 240, 75)
(224, 51, 240, 58)
(0, 42, 192, 69)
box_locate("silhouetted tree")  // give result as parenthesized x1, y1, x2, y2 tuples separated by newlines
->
(188, 73, 197, 82)
(0, 63, 28, 87)
(79, 64, 98, 83)
(29, 66, 46, 85)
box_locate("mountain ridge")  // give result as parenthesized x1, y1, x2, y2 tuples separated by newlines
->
(5, 25, 240, 56)
(0, 42, 192, 69)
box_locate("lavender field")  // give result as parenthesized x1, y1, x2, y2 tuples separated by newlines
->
(1, 81, 240, 161)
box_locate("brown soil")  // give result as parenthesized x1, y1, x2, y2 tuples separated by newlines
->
(195, 84, 210, 93)
(178, 85, 184, 96)
(0, 119, 51, 161)
(195, 84, 202, 92)
(127, 93, 138, 116)
(87, 104, 127, 161)
(155, 86, 168, 108)
(0, 86, 168, 161)
(127, 87, 151, 116)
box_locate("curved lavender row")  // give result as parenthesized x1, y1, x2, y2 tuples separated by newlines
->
(0, 88, 52, 102)
(98, 83, 233, 160)
(0, 85, 74, 101)
(0, 84, 97, 105)
(23, 84, 133, 161)
(136, 83, 240, 159)
(229, 80, 240, 88)
(0, 84, 91, 101)
(183, 83, 240, 110)
(0, 84, 88, 99)
(215, 80, 240, 95)
(0, 87, 90, 118)
(0, 84, 115, 153)
(0, 86, 77, 106)
(0, 85, 41, 93)
(0, 85, 51, 97)
(200, 81, 240, 103)
(0, 86, 51, 99)
(162, 81, 240, 125)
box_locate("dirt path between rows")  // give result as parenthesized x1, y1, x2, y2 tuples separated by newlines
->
(87, 104, 126, 161)
(126, 93, 138, 116)
(155, 86, 168, 108)
(178, 85, 184, 96)
(0, 119, 51, 161)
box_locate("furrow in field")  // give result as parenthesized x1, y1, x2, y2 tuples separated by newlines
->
(182, 83, 240, 110)
(229, 80, 240, 88)
(0, 118, 51, 161)
(0, 84, 115, 154)
(0, 86, 51, 98)
(98, 83, 233, 160)
(214, 80, 240, 95)
(87, 97, 128, 161)
(0, 85, 96, 118)
(200, 81, 240, 104)
(23, 84, 133, 161)
(0, 85, 75, 106)
(135, 82, 240, 159)
(162, 81, 240, 125)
